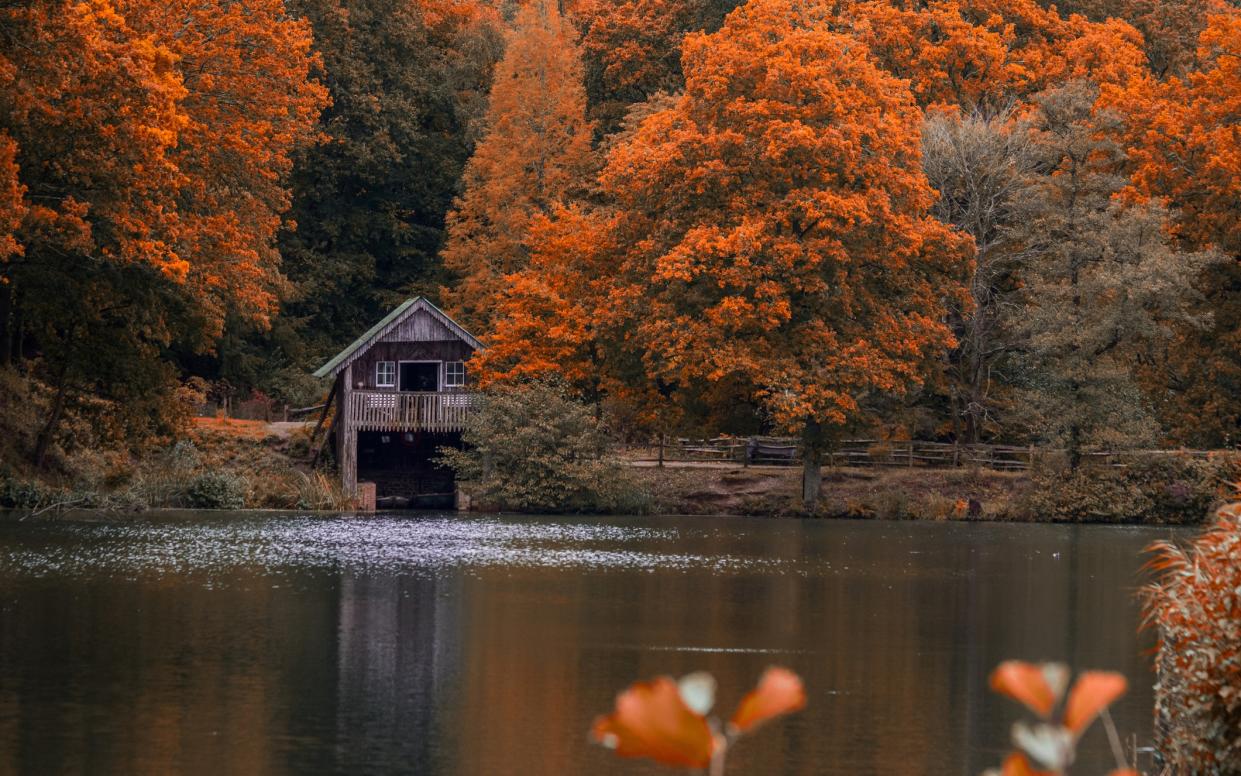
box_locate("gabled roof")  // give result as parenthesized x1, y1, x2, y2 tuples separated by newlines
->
(313, 297, 483, 379)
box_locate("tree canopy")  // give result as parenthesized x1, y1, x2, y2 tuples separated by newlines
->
(5, 0, 1241, 474)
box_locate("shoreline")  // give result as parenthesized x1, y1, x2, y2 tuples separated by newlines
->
(2, 418, 1230, 525)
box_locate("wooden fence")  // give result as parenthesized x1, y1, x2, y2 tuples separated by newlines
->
(634, 437, 1221, 472)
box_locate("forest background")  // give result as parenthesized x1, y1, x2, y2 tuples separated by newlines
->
(4, 0, 1241, 478)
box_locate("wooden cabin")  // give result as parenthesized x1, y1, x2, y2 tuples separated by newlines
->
(314, 297, 482, 505)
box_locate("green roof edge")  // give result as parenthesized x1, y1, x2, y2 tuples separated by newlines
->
(312, 298, 419, 379)
(312, 297, 483, 379)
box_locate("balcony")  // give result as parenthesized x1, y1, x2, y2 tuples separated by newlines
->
(346, 390, 475, 433)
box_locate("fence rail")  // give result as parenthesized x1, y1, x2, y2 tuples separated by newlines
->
(347, 390, 474, 433)
(634, 437, 1222, 471)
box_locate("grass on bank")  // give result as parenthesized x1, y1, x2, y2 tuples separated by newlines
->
(1, 417, 349, 513)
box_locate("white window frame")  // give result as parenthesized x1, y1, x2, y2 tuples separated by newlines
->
(444, 361, 466, 388)
(375, 361, 396, 388)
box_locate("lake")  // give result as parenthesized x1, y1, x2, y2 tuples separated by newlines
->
(0, 512, 1182, 775)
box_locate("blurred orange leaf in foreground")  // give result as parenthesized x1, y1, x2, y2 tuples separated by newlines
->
(592, 666, 804, 769)
(729, 666, 807, 734)
(1063, 671, 1128, 734)
(987, 661, 1131, 776)
(591, 675, 717, 768)
(990, 661, 1067, 718)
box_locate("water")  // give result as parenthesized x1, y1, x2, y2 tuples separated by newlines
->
(0, 512, 1184, 775)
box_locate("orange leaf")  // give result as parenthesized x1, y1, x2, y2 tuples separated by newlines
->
(591, 676, 716, 768)
(990, 661, 1062, 718)
(1107, 770, 1139, 776)
(729, 666, 806, 734)
(1000, 752, 1056, 776)
(1063, 671, 1127, 734)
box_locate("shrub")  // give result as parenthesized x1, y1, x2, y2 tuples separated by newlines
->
(872, 488, 912, 520)
(1020, 453, 1238, 523)
(441, 381, 650, 513)
(1145, 504, 1241, 773)
(0, 475, 54, 510)
(185, 471, 247, 510)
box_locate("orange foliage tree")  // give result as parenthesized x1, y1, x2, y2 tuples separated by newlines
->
(572, 0, 740, 132)
(470, 206, 618, 398)
(0, 0, 325, 462)
(441, 0, 596, 334)
(1106, 11, 1241, 445)
(1053, 0, 1229, 78)
(836, 0, 1149, 114)
(547, 0, 972, 507)
(122, 0, 328, 338)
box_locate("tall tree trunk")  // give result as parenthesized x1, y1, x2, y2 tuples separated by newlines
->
(0, 281, 11, 368)
(34, 362, 70, 469)
(801, 417, 823, 512)
(11, 286, 22, 367)
(1067, 379, 1082, 470)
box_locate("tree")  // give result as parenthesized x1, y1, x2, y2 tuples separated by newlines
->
(573, 0, 742, 132)
(441, 0, 597, 334)
(1107, 12, 1241, 445)
(122, 0, 329, 339)
(922, 109, 1036, 441)
(471, 205, 614, 393)
(592, 0, 973, 508)
(844, 0, 1150, 114)
(1006, 83, 1217, 461)
(0, 0, 326, 464)
(276, 0, 503, 359)
(1049, 0, 1228, 78)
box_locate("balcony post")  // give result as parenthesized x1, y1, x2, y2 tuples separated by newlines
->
(337, 363, 357, 496)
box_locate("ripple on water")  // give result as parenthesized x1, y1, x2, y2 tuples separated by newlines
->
(0, 514, 806, 580)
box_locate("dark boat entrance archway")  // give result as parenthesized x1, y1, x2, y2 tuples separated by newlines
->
(356, 429, 463, 509)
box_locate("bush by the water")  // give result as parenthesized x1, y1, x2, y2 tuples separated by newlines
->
(1145, 504, 1241, 773)
(441, 381, 649, 513)
(1020, 453, 1239, 524)
(185, 471, 247, 509)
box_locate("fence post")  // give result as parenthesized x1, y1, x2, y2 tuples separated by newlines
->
(658, 434, 665, 469)
(908, 441, 915, 467)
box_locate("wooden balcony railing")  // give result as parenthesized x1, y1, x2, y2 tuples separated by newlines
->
(346, 390, 475, 433)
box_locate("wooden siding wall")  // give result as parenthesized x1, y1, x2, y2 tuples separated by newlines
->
(333, 306, 480, 497)
(347, 341, 475, 390)
(379, 310, 459, 342)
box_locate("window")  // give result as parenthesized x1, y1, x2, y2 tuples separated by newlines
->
(375, 361, 396, 387)
(445, 361, 466, 387)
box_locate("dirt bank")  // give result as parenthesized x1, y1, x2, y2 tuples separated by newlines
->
(634, 465, 1029, 520)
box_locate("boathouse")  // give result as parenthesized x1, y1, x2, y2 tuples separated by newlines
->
(314, 297, 482, 507)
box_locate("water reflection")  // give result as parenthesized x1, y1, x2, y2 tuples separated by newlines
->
(0, 513, 1179, 775)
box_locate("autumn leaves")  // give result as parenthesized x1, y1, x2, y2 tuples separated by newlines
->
(450, 0, 974, 483)
(0, 0, 327, 334)
(592, 666, 807, 771)
(591, 661, 1132, 773)
(5, 0, 1241, 465)
(0, 0, 328, 458)
(444, 0, 1241, 486)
